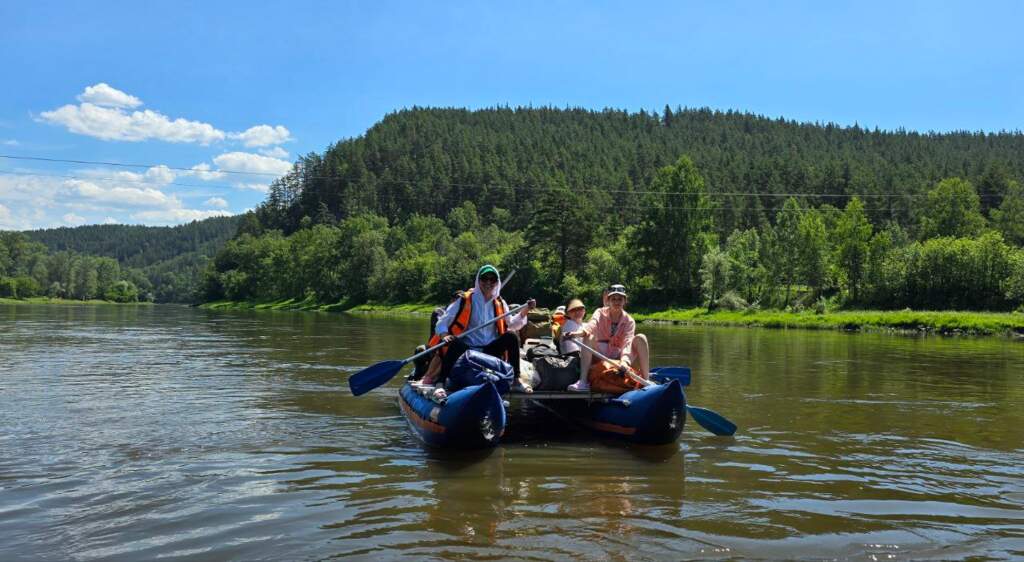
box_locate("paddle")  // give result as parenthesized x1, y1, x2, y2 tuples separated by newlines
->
(650, 366, 691, 386)
(348, 298, 528, 396)
(571, 339, 737, 436)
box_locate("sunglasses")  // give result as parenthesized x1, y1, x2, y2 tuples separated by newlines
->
(480, 276, 498, 283)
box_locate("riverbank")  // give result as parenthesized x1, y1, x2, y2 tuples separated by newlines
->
(200, 299, 1024, 336)
(0, 297, 151, 306)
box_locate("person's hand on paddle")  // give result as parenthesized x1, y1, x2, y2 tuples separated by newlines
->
(616, 358, 632, 376)
(519, 298, 537, 316)
(439, 333, 455, 345)
(563, 330, 584, 340)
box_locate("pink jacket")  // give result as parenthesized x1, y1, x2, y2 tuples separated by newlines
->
(581, 307, 636, 360)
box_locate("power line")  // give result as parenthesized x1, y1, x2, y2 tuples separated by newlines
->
(0, 154, 279, 177)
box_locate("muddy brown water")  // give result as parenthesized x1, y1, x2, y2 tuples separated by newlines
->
(1, 304, 1022, 560)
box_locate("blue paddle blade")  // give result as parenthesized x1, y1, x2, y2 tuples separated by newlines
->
(687, 405, 737, 436)
(650, 366, 691, 387)
(349, 360, 406, 396)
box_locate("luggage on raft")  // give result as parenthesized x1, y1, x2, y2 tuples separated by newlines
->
(531, 354, 580, 391)
(448, 350, 514, 394)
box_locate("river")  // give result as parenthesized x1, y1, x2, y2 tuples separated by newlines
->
(1, 304, 1022, 560)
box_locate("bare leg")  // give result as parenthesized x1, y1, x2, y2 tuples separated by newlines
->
(576, 335, 598, 384)
(631, 333, 650, 378)
(421, 354, 442, 384)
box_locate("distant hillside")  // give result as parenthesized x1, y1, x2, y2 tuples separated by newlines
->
(25, 215, 242, 268)
(24, 215, 242, 302)
(202, 106, 1024, 312)
(256, 106, 1024, 235)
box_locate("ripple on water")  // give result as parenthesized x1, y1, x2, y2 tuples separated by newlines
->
(2, 306, 1023, 560)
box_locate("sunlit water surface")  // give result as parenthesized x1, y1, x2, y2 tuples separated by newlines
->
(1, 304, 1022, 560)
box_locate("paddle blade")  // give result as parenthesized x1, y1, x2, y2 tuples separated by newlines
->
(687, 405, 737, 436)
(650, 367, 691, 387)
(348, 360, 406, 396)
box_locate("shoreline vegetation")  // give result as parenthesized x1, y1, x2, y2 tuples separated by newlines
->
(0, 297, 152, 306)
(200, 299, 1024, 337)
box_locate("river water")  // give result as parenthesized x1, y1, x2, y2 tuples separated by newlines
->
(1, 304, 1022, 561)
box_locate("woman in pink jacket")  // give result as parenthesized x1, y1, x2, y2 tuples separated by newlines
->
(564, 283, 650, 392)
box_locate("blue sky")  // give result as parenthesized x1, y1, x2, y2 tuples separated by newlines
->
(2, 1, 1022, 230)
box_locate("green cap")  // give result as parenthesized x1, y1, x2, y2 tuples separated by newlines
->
(478, 264, 499, 277)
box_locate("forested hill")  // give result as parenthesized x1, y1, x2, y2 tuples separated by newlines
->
(257, 106, 1024, 235)
(210, 106, 1024, 312)
(7, 215, 243, 303)
(25, 215, 242, 268)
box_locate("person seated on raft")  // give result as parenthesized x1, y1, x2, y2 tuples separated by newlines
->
(563, 283, 650, 392)
(420, 264, 535, 390)
(559, 298, 586, 360)
(412, 289, 464, 382)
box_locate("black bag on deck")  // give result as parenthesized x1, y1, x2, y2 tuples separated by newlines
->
(448, 350, 514, 394)
(532, 355, 580, 391)
(525, 343, 559, 361)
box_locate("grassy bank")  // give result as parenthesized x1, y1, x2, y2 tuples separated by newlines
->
(201, 299, 1024, 336)
(0, 297, 151, 306)
(200, 298, 436, 315)
(632, 307, 1024, 336)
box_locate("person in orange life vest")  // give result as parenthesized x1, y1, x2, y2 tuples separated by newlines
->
(564, 284, 650, 392)
(428, 264, 535, 386)
(412, 289, 465, 381)
(550, 305, 567, 343)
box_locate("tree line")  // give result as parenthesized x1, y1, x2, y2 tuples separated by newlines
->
(202, 107, 1024, 312)
(16, 216, 242, 302)
(1, 232, 145, 302)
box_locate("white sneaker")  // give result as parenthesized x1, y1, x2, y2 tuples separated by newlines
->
(567, 380, 589, 392)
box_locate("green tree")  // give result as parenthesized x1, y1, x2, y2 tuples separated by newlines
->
(835, 198, 873, 303)
(700, 247, 731, 309)
(526, 180, 597, 287)
(775, 198, 803, 306)
(634, 155, 713, 302)
(104, 280, 139, 303)
(796, 207, 828, 297)
(723, 228, 764, 304)
(918, 177, 986, 239)
(991, 180, 1024, 246)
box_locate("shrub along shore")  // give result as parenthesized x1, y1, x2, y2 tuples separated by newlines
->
(0, 297, 152, 306)
(199, 300, 1024, 337)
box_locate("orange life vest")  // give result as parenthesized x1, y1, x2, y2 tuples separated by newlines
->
(551, 310, 566, 342)
(428, 288, 507, 352)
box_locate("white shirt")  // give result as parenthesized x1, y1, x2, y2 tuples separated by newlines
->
(560, 318, 582, 355)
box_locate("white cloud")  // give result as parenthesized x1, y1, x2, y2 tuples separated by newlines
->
(40, 103, 227, 145)
(38, 84, 296, 153)
(230, 124, 292, 147)
(204, 197, 228, 208)
(0, 203, 13, 228)
(0, 168, 244, 229)
(213, 151, 292, 176)
(237, 182, 271, 193)
(186, 163, 226, 181)
(144, 165, 175, 185)
(67, 179, 180, 208)
(131, 208, 232, 224)
(77, 83, 142, 108)
(259, 146, 289, 158)
(2, 139, 19, 146)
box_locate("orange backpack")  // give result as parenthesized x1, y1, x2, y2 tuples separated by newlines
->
(587, 359, 644, 394)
